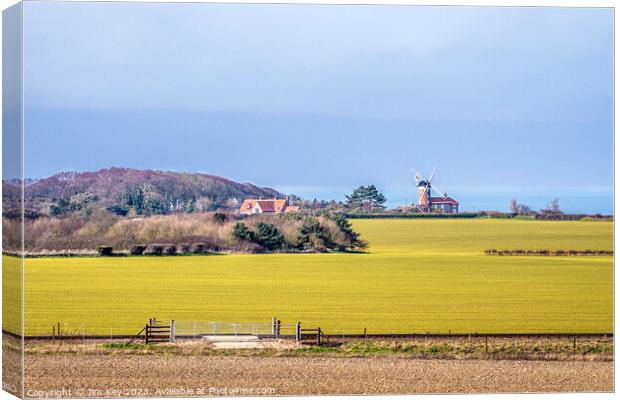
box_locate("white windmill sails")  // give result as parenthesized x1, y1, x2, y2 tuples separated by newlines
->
(411, 167, 448, 212)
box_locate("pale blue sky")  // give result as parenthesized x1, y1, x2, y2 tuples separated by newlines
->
(20, 2, 613, 212)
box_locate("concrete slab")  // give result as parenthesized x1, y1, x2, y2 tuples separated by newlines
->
(211, 341, 264, 349)
(203, 335, 260, 342)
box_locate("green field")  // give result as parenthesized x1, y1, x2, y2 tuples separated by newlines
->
(3, 219, 613, 335)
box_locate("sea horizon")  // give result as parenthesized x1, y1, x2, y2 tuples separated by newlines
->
(278, 185, 614, 215)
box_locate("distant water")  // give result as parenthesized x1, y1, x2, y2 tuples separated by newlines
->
(279, 186, 614, 215)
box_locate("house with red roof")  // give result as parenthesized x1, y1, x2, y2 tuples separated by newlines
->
(239, 197, 299, 215)
(429, 196, 459, 214)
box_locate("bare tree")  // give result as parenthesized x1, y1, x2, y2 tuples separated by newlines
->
(541, 198, 562, 215)
(518, 204, 532, 215)
(509, 198, 533, 215)
(549, 198, 561, 213)
(509, 198, 519, 214)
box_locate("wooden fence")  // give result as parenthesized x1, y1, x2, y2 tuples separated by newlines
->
(145, 318, 175, 344)
(5, 318, 613, 348)
(298, 326, 324, 345)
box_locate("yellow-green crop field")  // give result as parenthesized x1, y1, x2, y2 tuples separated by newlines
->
(3, 219, 613, 335)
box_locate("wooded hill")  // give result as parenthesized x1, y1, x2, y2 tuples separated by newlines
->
(3, 168, 282, 218)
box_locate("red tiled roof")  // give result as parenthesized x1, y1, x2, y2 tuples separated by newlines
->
(240, 199, 256, 211)
(240, 198, 289, 213)
(256, 200, 276, 212)
(430, 196, 459, 205)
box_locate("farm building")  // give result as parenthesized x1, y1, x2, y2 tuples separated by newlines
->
(239, 197, 299, 214)
(429, 196, 459, 214)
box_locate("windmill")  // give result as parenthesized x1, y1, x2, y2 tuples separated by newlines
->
(411, 167, 449, 213)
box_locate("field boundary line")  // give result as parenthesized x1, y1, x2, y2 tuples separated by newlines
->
(4, 329, 614, 341)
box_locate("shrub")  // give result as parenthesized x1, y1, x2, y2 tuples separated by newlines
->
(101, 342, 147, 350)
(213, 212, 228, 224)
(106, 204, 129, 216)
(147, 244, 164, 256)
(18, 207, 368, 255)
(426, 343, 453, 353)
(179, 243, 191, 254)
(130, 245, 146, 256)
(298, 217, 329, 250)
(164, 245, 177, 255)
(233, 222, 254, 241)
(281, 212, 303, 222)
(309, 235, 329, 252)
(97, 246, 113, 256)
(192, 243, 206, 254)
(332, 214, 367, 250)
(254, 222, 284, 250)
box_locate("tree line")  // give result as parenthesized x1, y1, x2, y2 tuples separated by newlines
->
(509, 198, 563, 216)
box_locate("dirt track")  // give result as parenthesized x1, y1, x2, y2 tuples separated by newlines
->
(23, 354, 613, 396)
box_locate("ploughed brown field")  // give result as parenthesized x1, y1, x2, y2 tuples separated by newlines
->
(22, 354, 614, 396)
(5, 337, 613, 397)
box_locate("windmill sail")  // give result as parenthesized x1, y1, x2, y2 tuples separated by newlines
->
(411, 166, 458, 214)
(411, 167, 435, 213)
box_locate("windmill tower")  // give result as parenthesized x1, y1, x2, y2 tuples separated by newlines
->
(415, 167, 435, 213)
(413, 167, 449, 213)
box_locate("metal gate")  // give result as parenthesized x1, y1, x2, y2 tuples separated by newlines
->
(174, 318, 298, 339)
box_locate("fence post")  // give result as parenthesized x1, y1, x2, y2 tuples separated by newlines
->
(317, 328, 321, 346)
(272, 317, 276, 336)
(145, 324, 149, 345)
(58, 322, 61, 340)
(573, 336, 576, 354)
(170, 320, 176, 343)
(295, 322, 301, 342)
(485, 336, 488, 353)
(276, 320, 281, 338)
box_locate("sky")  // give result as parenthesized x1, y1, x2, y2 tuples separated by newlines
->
(19, 2, 614, 213)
